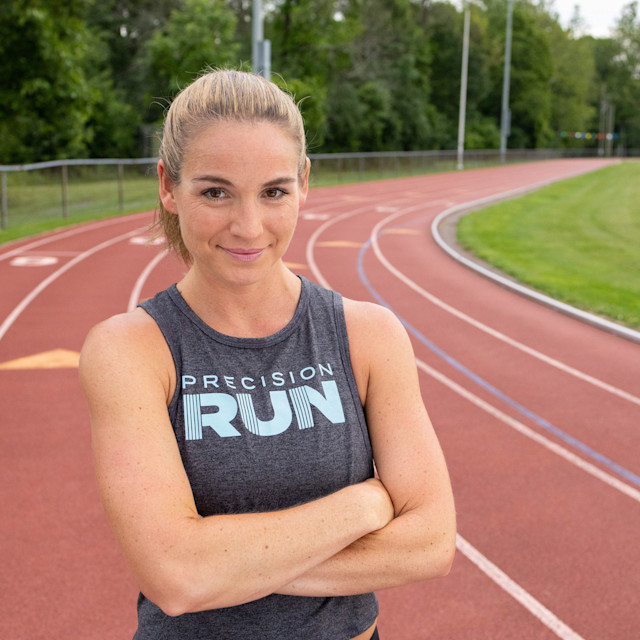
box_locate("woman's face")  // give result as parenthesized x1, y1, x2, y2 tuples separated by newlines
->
(159, 119, 309, 289)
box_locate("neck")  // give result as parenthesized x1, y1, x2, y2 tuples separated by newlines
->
(177, 263, 302, 338)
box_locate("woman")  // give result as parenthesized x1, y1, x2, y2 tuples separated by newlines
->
(80, 69, 456, 640)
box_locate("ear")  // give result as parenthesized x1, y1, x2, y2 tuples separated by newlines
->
(298, 157, 311, 208)
(158, 160, 178, 214)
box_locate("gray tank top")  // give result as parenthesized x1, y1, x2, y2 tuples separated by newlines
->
(136, 276, 377, 640)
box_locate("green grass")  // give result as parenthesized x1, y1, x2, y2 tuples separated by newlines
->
(0, 168, 159, 245)
(0, 156, 468, 245)
(457, 161, 640, 329)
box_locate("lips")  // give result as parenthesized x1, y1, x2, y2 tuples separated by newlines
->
(220, 247, 265, 262)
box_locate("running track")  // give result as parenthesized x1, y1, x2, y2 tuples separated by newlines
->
(2, 159, 639, 639)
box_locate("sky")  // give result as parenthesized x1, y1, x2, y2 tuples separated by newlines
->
(551, 0, 630, 37)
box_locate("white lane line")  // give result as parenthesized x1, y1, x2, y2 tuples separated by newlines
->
(14, 250, 82, 257)
(416, 356, 640, 504)
(0, 228, 143, 344)
(305, 203, 591, 640)
(456, 535, 586, 640)
(0, 211, 152, 262)
(305, 199, 424, 290)
(127, 249, 169, 312)
(370, 209, 640, 408)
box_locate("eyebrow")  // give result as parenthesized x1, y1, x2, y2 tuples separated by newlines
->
(192, 175, 298, 187)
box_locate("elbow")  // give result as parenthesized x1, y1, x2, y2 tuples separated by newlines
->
(414, 530, 457, 582)
(435, 539, 456, 578)
(139, 565, 227, 617)
(140, 573, 196, 618)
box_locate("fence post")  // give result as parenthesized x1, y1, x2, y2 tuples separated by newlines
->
(1, 172, 7, 230)
(61, 164, 68, 218)
(117, 163, 124, 210)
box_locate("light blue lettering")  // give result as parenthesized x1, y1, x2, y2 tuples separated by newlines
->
(291, 380, 345, 428)
(237, 391, 292, 436)
(318, 363, 333, 377)
(300, 366, 315, 380)
(199, 393, 241, 438)
(203, 375, 219, 389)
(182, 375, 197, 389)
(241, 377, 256, 390)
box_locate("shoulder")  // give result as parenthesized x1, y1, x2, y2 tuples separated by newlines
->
(79, 308, 173, 400)
(341, 298, 416, 403)
(342, 297, 412, 353)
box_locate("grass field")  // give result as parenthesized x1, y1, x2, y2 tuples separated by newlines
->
(457, 161, 640, 329)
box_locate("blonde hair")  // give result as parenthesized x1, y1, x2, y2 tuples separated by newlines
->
(155, 69, 307, 263)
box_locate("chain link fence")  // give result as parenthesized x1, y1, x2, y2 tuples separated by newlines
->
(0, 147, 624, 231)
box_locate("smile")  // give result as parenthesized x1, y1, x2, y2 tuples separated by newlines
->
(220, 247, 266, 262)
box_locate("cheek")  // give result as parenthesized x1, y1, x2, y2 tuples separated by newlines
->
(276, 209, 299, 240)
(177, 207, 222, 248)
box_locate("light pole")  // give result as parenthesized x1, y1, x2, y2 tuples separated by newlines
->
(252, 0, 271, 79)
(457, 3, 471, 170)
(500, 0, 514, 163)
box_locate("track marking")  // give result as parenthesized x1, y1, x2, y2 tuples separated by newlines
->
(127, 249, 169, 312)
(129, 236, 165, 246)
(316, 240, 364, 248)
(456, 535, 586, 640)
(415, 356, 640, 503)
(384, 228, 420, 235)
(305, 206, 592, 640)
(0, 210, 152, 262)
(369, 210, 640, 408)
(10, 256, 59, 267)
(301, 213, 331, 221)
(0, 228, 144, 344)
(0, 348, 80, 369)
(361, 227, 640, 490)
(15, 250, 81, 257)
(430, 189, 640, 344)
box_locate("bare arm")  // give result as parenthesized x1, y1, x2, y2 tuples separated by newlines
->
(80, 310, 394, 616)
(277, 300, 456, 596)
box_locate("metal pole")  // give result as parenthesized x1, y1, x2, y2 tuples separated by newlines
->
(598, 85, 607, 157)
(457, 6, 471, 171)
(1, 172, 7, 230)
(261, 39, 271, 81)
(117, 163, 124, 211)
(252, 0, 263, 74)
(61, 164, 68, 219)
(500, 0, 514, 163)
(606, 104, 615, 157)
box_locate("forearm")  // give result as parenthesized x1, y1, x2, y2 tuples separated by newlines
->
(138, 480, 392, 614)
(276, 507, 456, 597)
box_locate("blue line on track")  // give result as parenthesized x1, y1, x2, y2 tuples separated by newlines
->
(357, 237, 640, 489)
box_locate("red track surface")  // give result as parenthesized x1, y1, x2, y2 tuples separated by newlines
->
(2, 159, 639, 639)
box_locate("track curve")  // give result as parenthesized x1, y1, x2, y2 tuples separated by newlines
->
(2, 158, 638, 640)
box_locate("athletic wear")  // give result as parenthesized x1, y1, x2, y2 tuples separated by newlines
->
(135, 277, 377, 640)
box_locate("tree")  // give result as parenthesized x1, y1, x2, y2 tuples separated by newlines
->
(608, 1, 640, 148)
(0, 0, 95, 162)
(544, 13, 596, 147)
(142, 0, 240, 122)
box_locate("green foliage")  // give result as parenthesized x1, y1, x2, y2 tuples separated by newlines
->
(2, 0, 640, 162)
(142, 0, 240, 120)
(0, 1, 95, 162)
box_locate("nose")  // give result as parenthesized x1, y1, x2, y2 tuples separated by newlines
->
(229, 199, 264, 241)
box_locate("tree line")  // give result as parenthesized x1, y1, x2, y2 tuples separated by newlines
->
(1, 0, 639, 164)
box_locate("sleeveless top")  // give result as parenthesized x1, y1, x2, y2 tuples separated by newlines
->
(135, 276, 377, 640)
